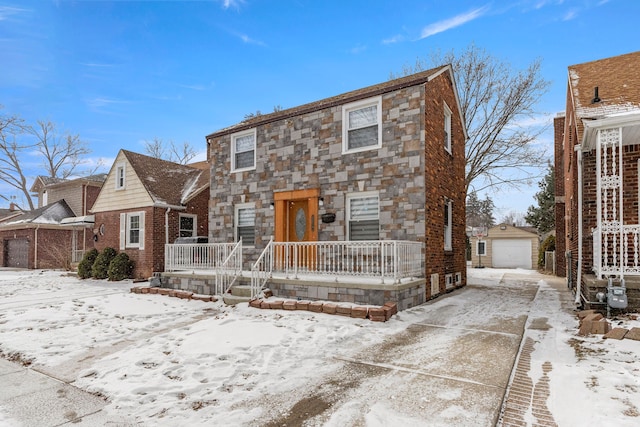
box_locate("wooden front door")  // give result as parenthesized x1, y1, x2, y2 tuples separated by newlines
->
(288, 200, 311, 242)
(274, 189, 320, 270)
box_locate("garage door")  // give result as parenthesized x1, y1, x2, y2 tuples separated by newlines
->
(5, 238, 29, 268)
(492, 239, 532, 269)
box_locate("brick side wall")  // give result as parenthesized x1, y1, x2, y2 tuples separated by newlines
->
(554, 115, 566, 277)
(423, 72, 467, 296)
(0, 228, 82, 269)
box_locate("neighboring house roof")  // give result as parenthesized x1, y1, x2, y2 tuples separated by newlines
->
(29, 174, 107, 194)
(568, 50, 640, 141)
(207, 65, 468, 141)
(1, 200, 75, 226)
(122, 150, 210, 206)
(487, 223, 538, 237)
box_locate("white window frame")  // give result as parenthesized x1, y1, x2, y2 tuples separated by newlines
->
(231, 129, 257, 172)
(235, 203, 255, 246)
(115, 162, 126, 190)
(444, 199, 453, 251)
(455, 272, 462, 285)
(476, 240, 486, 256)
(342, 96, 382, 154)
(346, 191, 380, 241)
(444, 102, 452, 154)
(179, 214, 197, 238)
(120, 211, 145, 250)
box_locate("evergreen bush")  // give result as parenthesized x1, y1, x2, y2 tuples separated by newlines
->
(107, 252, 134, 281)
(92, 247, 117, 279)
(77, 249, 99, 279)
(538, 235, 556, 268)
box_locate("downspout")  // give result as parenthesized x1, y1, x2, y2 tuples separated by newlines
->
(165, 207, 172, 245)
(34, 225, 40, 269)
(575, 144, 583, 306)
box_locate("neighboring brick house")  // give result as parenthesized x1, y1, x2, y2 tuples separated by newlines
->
(90, 150, 210, 279)
(204, 65, 467, 304)
(0, 175, 105, 269)
(555, 51, 640, 310)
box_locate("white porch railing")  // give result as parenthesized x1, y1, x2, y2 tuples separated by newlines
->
(592, 225, 640, 278)
(214, 240, 243, 295)
(251, 240, 424, 298)
(165, 242, 240, 272)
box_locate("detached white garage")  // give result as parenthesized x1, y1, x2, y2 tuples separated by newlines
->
(470, 224, 539, 269)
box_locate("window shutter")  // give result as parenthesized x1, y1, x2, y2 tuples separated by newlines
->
(119, 213, 126, 250)
(139, 212, 145, 250)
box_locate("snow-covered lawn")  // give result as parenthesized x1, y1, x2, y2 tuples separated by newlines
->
(0, 268, 639, 426)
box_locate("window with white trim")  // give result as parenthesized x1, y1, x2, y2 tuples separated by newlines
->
(115, 163, 126, 190)
(231, 129, 256, 172)
(444, 199, 452, 250)
(342, 97, 382, 153)
(120, 211, 145, 250)
(347, 192, 379, 240)
(179, 214, 197, 238)
(444, 102, 452, 154)
(476, 240, 486, 256)
(235, 204, 255, 245)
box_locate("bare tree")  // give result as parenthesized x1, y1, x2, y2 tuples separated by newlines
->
(391, 43, 551, 194)
(501, 211, 529, 227)
(144, 138, 198, 165)
(1, 107, 92, 210)
(30, 120, 90, 179)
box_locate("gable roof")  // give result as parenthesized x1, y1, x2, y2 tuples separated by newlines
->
(568, 51, 640, 141)
(207, 65, 468, 140)
(1, 200, 75, 226)
(121, 150, 210, 206)
(29, 174, 107, 193)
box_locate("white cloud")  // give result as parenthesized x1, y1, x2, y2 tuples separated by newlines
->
(382, 34, 405, 45)
(0, 6, 29, 21)
(419, 5, 490, 39)
(219, 0, 245, 10)
(349, 43, 367, 54)
(562, 8, 578, 20)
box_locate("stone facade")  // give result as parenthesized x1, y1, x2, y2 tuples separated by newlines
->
(205, 67, 467, 306)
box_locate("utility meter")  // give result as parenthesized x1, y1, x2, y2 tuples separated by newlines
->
(607, 286, 628, 309)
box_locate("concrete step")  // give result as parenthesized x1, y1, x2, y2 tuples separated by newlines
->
(223, 294, 252, 306)
(230, 285, 252, 298)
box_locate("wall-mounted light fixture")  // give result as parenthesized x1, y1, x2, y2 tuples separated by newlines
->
(270, 202, 274, 210)
(319, 197, 324, 207)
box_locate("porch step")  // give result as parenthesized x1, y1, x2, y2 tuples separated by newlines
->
(222, 284, 253, 306)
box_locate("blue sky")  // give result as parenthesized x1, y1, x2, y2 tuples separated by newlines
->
(1, 0, 638, 218)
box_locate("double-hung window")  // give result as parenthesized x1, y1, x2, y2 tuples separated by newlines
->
(231, 129, 256, 172)
(444, 199, 452, 250)
(179, 214, 197, 237)
(347, 192, 379, 240)
(343, 97, 382, 153)
(235, 204, 255, 245)
(444, 102, 452, 154)
(115, 163, 126, 190)
(120, 211, 145, 250)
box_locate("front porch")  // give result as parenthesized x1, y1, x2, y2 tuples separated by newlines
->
(160, 239, 429, 310)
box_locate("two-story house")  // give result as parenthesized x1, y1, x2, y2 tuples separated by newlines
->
(164, 65, 467, 310)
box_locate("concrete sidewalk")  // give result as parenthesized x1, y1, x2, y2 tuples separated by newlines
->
(0, 359, 136, 427)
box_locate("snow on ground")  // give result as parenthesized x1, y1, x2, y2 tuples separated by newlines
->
(0, 268, 639, 426)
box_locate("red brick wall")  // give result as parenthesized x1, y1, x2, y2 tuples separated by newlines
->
(0, 228, 79, 269)
(423, 72, 467, 296)
(554, 115, 566, 277)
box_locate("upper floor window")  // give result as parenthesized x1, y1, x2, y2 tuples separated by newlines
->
(115, 163, 126, 190)
(235, 204, 255, 245)
(179, 214, 197, 238)
(347, 192, 379, 241)
(231, 129, 256, 172)
(444, 102, 452, 154)
(342, 97, 382, 153)
(444, 199, 453, 251)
